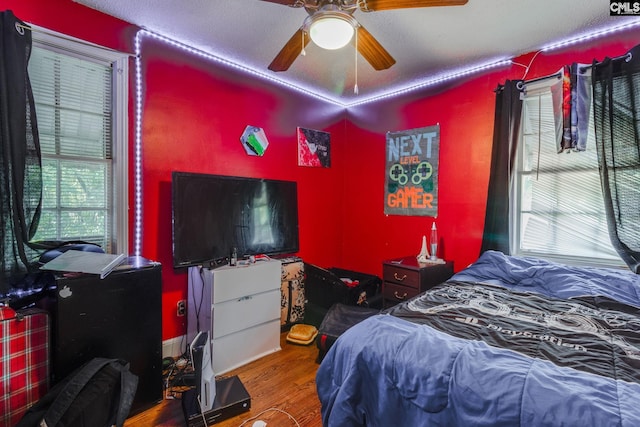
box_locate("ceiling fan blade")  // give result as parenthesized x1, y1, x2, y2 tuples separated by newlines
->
(354, 25, 396, 71)
(258, 0, 304, 6)
(268, 28, 310, 72)
(359, 0, 467, 12)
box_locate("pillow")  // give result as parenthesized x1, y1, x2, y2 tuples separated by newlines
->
(286, 324, 318, 345)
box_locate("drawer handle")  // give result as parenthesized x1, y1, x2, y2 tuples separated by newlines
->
(394, 291, 408, 300)
(393, 273, 407, 281)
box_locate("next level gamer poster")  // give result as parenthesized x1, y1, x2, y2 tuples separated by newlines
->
(384, 125, 439, 216)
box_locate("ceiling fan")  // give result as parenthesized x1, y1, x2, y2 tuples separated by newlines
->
(262, 0, 469, 72)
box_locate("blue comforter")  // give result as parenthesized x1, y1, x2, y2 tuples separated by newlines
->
(316, 251, 640, 426)
(452, 251, 640, 306)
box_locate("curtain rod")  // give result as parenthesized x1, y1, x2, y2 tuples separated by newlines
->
(580, 51, 633, 72)
(516, 71, 562, 91)
(15, 22, 135, 57)
(516, 50, 634, 90)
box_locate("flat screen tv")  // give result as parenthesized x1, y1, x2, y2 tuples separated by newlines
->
(171, 172, 299, 268)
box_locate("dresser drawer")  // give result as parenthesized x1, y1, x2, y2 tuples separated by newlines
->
(383, 265, 420, 289)
(212, 319, 281, 374)
(213, 289, 280, 338)
(212, 260, 281, 304)
(383, 282, 419, 304)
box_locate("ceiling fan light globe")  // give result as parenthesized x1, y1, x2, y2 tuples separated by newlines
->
(309, 17, 354, 50)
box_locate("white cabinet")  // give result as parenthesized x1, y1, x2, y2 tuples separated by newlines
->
(189, 259, 282, 374)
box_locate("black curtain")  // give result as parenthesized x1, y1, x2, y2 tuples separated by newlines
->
(480, 80, 523, 254)
(592, 45, 640, 274)
(0, 10, 42, 291)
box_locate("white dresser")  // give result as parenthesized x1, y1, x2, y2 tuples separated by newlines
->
(192, 259, 282, 374)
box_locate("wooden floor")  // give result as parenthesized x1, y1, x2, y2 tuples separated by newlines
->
(125, 333, 323, 427)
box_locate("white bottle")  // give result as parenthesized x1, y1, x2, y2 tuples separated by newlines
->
(230, 247, 237, 266)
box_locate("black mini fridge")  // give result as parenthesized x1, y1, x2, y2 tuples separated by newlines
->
(51, 257, 163, 415)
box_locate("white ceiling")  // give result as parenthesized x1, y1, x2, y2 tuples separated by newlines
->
(73, 0, 639, 105)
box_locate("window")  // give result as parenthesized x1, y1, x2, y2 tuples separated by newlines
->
(511, 78, 622, 267)
(28, 29, 128, 254)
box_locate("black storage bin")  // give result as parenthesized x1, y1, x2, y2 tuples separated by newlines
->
(304, 263, 381, 328)
(316, 303, 379, 362)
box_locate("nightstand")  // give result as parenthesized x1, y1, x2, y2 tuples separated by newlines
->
(382, 256, 454, 308)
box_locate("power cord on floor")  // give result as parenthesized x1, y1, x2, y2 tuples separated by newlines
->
(238, 407, 301, 427)
(162, 354, 194, 400)
(162, 358, 301, 427)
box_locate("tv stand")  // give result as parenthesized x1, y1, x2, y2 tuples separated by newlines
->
(188, 259, 282, 374)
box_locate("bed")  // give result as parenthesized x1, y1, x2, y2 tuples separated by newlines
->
(315, 251, 640, 426)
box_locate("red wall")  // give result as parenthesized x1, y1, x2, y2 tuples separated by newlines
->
(7, 0, 640, 341)
(139, 37, 349, 339)
(338, 29, 640, 277)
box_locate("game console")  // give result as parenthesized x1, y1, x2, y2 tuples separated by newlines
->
(183, 331, 250, 426)
(190, 331, 216, 412)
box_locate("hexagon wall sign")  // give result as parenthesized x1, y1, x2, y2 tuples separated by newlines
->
(240, 126, 269, 156)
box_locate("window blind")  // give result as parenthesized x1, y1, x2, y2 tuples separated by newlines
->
(29, 46, 113, 251)
(513, 89, 621, 265)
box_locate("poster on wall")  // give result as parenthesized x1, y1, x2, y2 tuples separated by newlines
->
(297, 127, 331, 168)
(384, 125, 440, 216)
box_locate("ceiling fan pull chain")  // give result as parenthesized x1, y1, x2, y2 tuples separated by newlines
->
(301, 30, 306, 56)
(354, 26, 359, 94)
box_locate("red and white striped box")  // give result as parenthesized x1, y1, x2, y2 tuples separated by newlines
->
(0, 306, 50, 427)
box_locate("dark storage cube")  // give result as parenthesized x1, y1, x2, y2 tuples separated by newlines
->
(316, 303, 380, 362)
(304, 263, 381, 328)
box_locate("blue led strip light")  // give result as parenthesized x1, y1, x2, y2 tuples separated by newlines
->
(132, 20, 640, 254)
(134, 32, 143, 257)
(541, 19, 640, 52)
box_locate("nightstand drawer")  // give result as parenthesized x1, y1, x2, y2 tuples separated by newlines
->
(383, 282, 419, 304)
(383, 266, 420, 289)
(382, 256, 455, 309)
